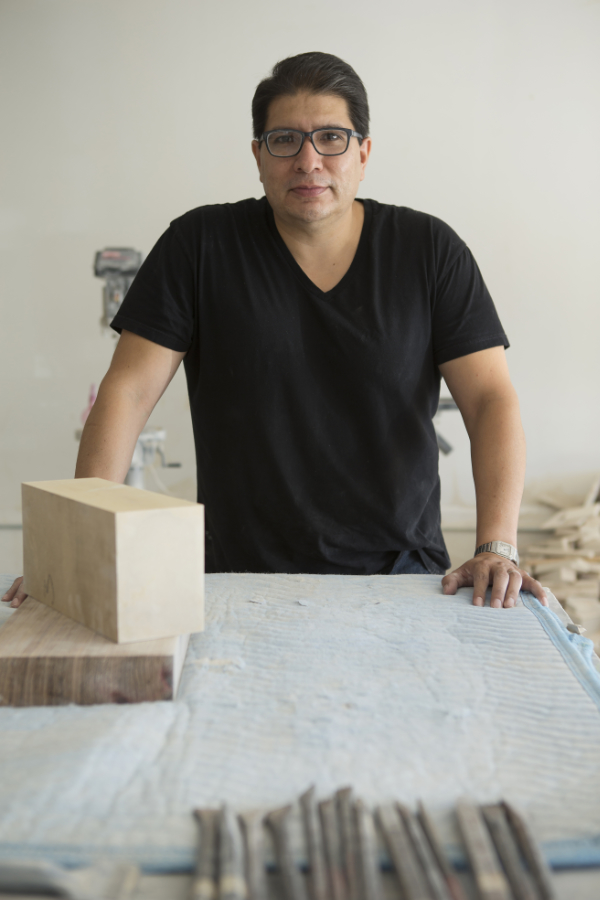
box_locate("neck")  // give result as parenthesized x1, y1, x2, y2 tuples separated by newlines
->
(272, 200, 365, 293)
(274, 200, 363, 258)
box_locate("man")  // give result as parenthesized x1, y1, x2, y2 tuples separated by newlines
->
(3, 52, 546, 610)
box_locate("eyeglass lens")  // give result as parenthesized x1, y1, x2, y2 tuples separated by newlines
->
(266, 129, 350, 157)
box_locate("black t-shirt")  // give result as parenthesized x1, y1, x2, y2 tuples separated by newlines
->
(111, 197, 508, 575)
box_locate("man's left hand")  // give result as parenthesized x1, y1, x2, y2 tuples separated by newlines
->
(441, 552, 548, 608)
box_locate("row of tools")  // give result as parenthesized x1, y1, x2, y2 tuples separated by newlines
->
(192, 787, 556, 900)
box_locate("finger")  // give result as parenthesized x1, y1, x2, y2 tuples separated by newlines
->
(472, 569, 490, 607)
(442, 566, 475, 595)
(501, 569, 523, 608)
(490, 567, 511, 608)
(520, 573, 548, 606)
(11, 585, 28, 608)
(2, 576, 24, 604)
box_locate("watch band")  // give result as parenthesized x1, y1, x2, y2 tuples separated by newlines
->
(475, 541, 519, 566)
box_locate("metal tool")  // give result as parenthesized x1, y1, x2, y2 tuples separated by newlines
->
(0, 858, 138, 900)
(482, 804, 538, 900)
(417, 803, 467, 900)
(300, 786, 329, 900)
(503, 802, 558, 900)
(336, 786, 360, 900)
(354, 798, 383, 900)
(192, 808, 219, 900)
(434, 397, 459, 455)
(398, 804, 452, 900)
(455, 800, 511, 900)
(319, 795, 347, 900)
(267, 803, 308, 900)
(219, 804, 248, 900)
(239, 809, 268, 900)
(377, 804, 433, 900)
(125, 424, 181, 490)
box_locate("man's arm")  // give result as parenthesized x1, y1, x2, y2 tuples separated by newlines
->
(75, 330, 186, 480)
(2, 330, 186, 608)
(438, 346, 547, 609)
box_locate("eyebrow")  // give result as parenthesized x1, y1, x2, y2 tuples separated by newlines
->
(269, 123, 348, 131)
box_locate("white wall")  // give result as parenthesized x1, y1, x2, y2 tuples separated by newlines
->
(1, 0, 598, 520)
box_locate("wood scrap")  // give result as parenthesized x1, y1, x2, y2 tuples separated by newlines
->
(521, 474, 600, 650)
(564, 597, 600, 632)
(0, 596, 189, 705)
(541, 504, 600, 531)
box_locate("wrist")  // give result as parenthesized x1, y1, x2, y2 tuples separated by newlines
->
(474, 541, 519, 566)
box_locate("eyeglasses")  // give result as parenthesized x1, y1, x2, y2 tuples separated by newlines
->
(260, 128, 363, 157)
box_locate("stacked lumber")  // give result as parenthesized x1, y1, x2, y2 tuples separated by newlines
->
(521, 475, 600, 649)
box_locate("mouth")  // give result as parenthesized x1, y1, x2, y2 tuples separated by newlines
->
(290, 184, 329, 198)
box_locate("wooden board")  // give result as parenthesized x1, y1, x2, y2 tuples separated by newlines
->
(22, 478, 204, 643)
(0, 596, 189, 706)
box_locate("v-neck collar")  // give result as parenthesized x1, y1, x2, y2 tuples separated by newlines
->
(264, 198, 371, 298)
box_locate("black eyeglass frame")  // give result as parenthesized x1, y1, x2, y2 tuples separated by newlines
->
(259, 127, 364, 157)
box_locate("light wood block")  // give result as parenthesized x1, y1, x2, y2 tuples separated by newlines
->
(22, 478, 204, 643)
(0, 596, 189, 706)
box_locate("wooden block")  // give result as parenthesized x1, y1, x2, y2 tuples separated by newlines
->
(22, 478, 204, 643)
(0, 596, 189, 706)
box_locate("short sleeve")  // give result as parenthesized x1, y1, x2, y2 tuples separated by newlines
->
(110, 224, 196, 352)
(431, 242, 509, 366)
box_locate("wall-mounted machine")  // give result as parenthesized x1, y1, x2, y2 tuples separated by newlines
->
(93, 247, 143, 330)
(83, 248, 180, 490)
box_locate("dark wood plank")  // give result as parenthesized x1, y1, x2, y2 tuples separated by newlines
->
(0, 596, 189, 706)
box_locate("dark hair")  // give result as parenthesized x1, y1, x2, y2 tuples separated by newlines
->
(252, 52, 369, 142)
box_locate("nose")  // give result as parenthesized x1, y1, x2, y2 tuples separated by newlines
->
(293, 137, 323, 173)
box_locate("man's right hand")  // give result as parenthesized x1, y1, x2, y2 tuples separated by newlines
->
(2, 576, 27, 608)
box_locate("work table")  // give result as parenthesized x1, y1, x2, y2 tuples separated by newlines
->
(1, 572, 599, 898)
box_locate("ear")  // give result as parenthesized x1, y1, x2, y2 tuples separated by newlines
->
(358, 136, 372, 182)
(251, 140, 263, 182)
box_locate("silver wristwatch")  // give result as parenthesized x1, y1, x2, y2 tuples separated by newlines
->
(474, 541, 519, 566)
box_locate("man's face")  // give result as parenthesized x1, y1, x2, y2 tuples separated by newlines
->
(251, 91, 371, 228)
